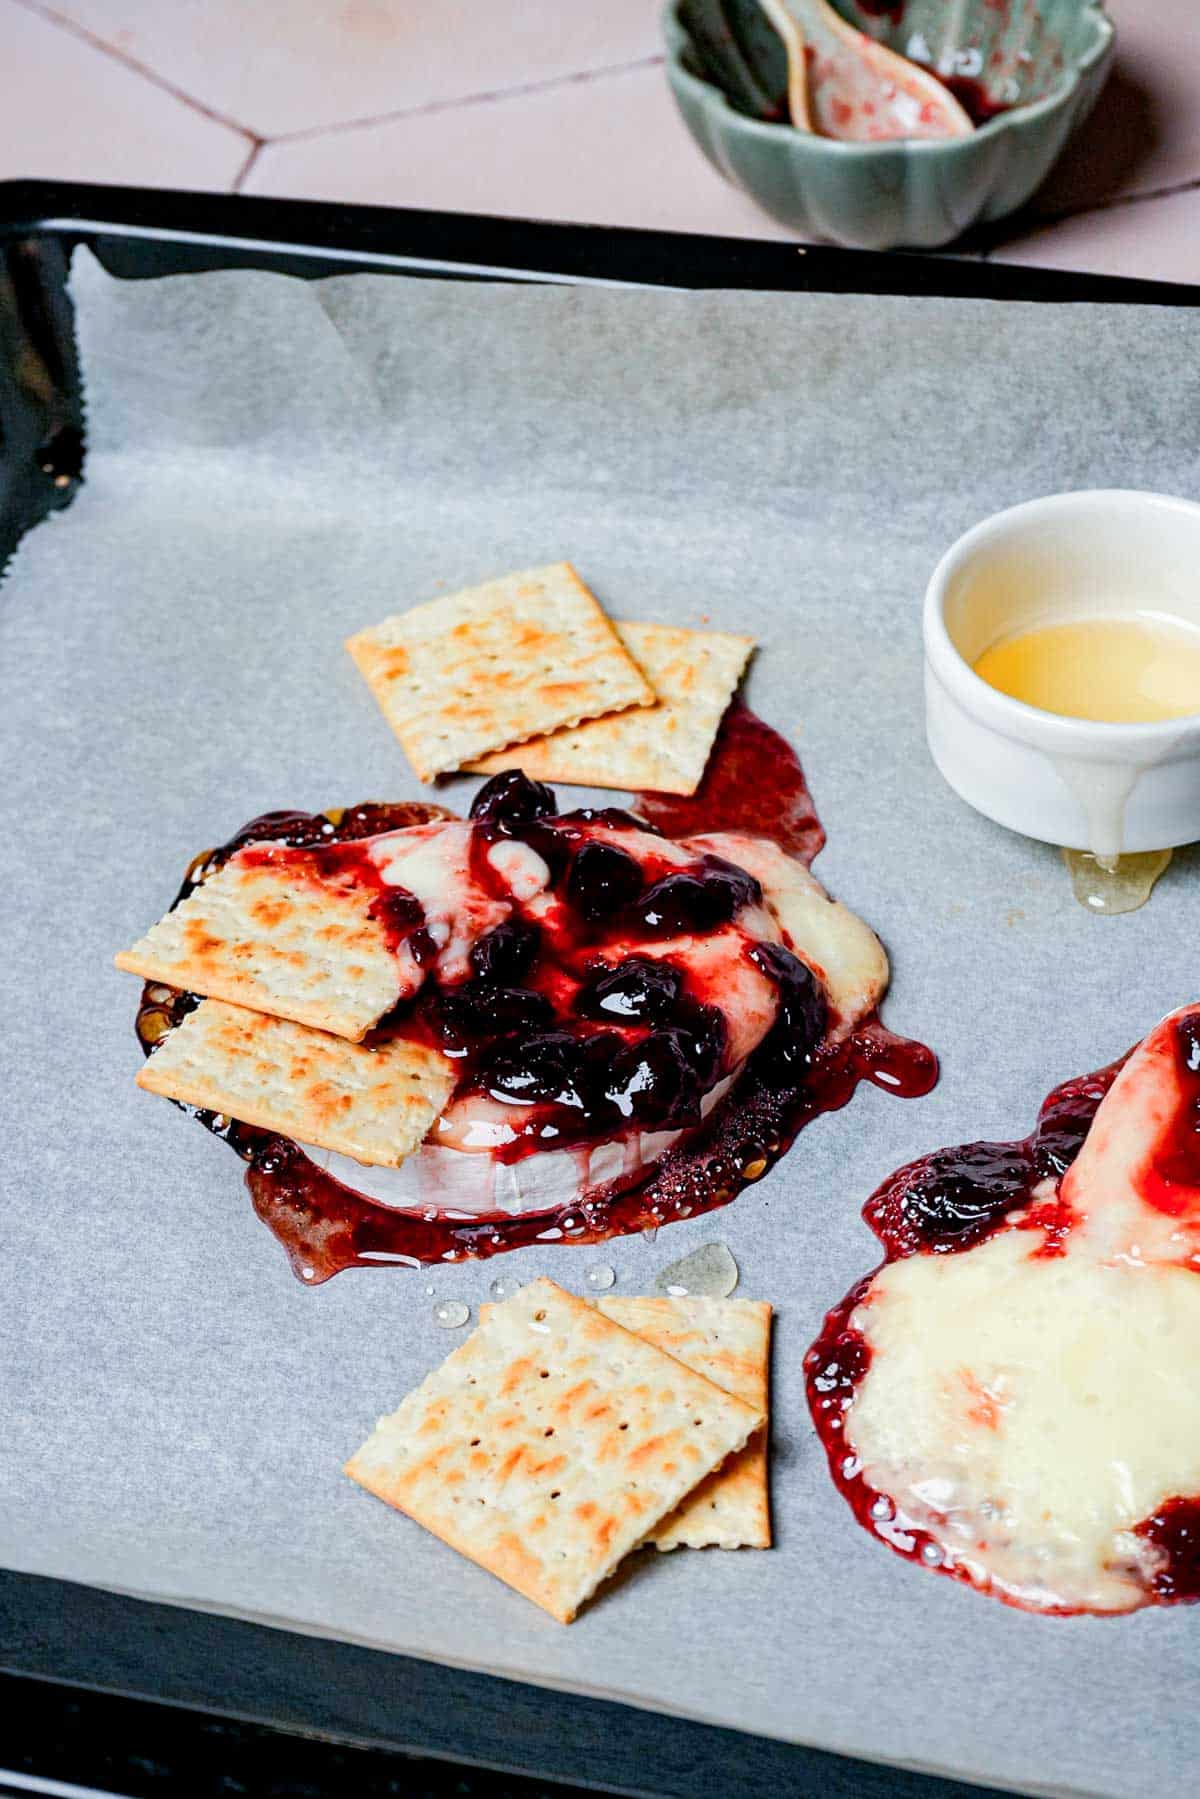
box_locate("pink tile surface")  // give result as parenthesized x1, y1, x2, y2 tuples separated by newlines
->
(989, 187, 1200, 283)
(1027, 0, 1200, 215)
(0, 0, 248, 189)
(5, 0, 1197, 284)
(31, 0, 665, 139)
(244, 62, 796, 239)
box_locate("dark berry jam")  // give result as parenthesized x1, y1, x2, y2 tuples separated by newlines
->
(929, 73, 1011, 127)
(748, 942, 828, 1080)
(427, 982, 555, 1056)
(134, 707, 936, 1282)
(468, 768, 555, 829)
(1135, 1497, 1200, 1603)
(575, 955, 684, 1024)
(565, 841, 644, 920)
(469, 917, 540, 984)
(633, 856, 762, 936)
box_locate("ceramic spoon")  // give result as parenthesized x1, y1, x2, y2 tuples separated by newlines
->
(757, 0, 973, 140)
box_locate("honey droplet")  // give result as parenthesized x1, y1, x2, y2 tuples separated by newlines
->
(138, 1009, 173, 1045)
(654, 1241, 739, 1299)
(433, 1300, 469, 1329)
(585, 1263, 616, 1291)
(1062, 847, 1173, 916)
(488, 1274, 523, 1302)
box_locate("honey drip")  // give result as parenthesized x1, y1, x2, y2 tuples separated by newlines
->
(1062, 847, 1174, 916)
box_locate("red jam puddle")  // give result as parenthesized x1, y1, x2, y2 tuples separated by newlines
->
(135, 705, 936, 1282)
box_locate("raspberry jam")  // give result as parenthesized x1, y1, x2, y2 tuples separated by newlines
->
(134, 709, 936, 1282)
(807, 1016, 1200, 1612)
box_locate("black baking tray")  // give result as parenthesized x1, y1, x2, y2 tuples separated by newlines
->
(2, 180, 1196, 1799)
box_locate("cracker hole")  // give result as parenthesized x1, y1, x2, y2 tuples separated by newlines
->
(539, 1370, 549, 1379)
(544, 1428, 554, 1438)
(693, 1418, 703, 1427)
(533, 1310, 547, 1322)
(619, 1423, 629, 1432)
(550, 1490, 561, 1500)
(470, 1438, 480, 1447)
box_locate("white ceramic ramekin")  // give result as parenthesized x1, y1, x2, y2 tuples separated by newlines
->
(924, 490, 1200, 860)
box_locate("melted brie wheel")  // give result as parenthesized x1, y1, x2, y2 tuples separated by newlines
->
(313, 825, 888, 1217)
(843, 1005, 1200, 1614)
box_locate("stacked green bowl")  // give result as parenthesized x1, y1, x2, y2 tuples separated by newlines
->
(664, 0, 1115, 249)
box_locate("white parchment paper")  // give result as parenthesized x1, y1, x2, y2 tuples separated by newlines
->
(2, 250, 1199, 1797)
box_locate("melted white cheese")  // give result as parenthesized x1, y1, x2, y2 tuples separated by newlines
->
(485, 837, 551, 901)
(368, 821, 512, 985)
(845, 1004, 1200, 1613)
(330, 813, 890, 1216)
(685, 832, 888, 1035)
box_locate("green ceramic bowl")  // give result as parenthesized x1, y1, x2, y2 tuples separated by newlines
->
(664, 0, 1115, 249)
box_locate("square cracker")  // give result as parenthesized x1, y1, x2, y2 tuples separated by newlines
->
(466, 622, 753, 795)
(346, 563, 655, 783)
(137, 999, 454, 1168)
(115, 846, 410, 1042)
(344, 1277, 763, 1622)
(482, 1294, 772, 1551)
(598, 1297, 772, 1551)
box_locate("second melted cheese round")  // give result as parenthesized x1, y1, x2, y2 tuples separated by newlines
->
(848, 1207, 1200, 1612)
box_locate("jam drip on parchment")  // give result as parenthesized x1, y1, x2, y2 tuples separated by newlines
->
(135, 706, 936, 1282)
(636, 700, 825, 866)
(806, 1011, 1200, 1611)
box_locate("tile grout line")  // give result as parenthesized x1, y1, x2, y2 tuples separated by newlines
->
(265, 53, 667, 148)
(15, 0, 1192, 257)
(231, 142, 263, 194)
(11, 0, 260, 143)
(11, 1, 664, 171)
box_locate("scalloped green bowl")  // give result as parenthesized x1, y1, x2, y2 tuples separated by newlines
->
(664, 0, 1115, 249)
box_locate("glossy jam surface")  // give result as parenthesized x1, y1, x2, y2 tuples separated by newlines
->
(635, 701, 825, 867)
(973, 614, 1200, 723)
(1136, 1497, 1200, 1602)
(136, 709, 936, 1281)
(808, 1012, 1200, 1613)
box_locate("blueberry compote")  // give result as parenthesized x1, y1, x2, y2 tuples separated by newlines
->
(135, 706, 935, 1282)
